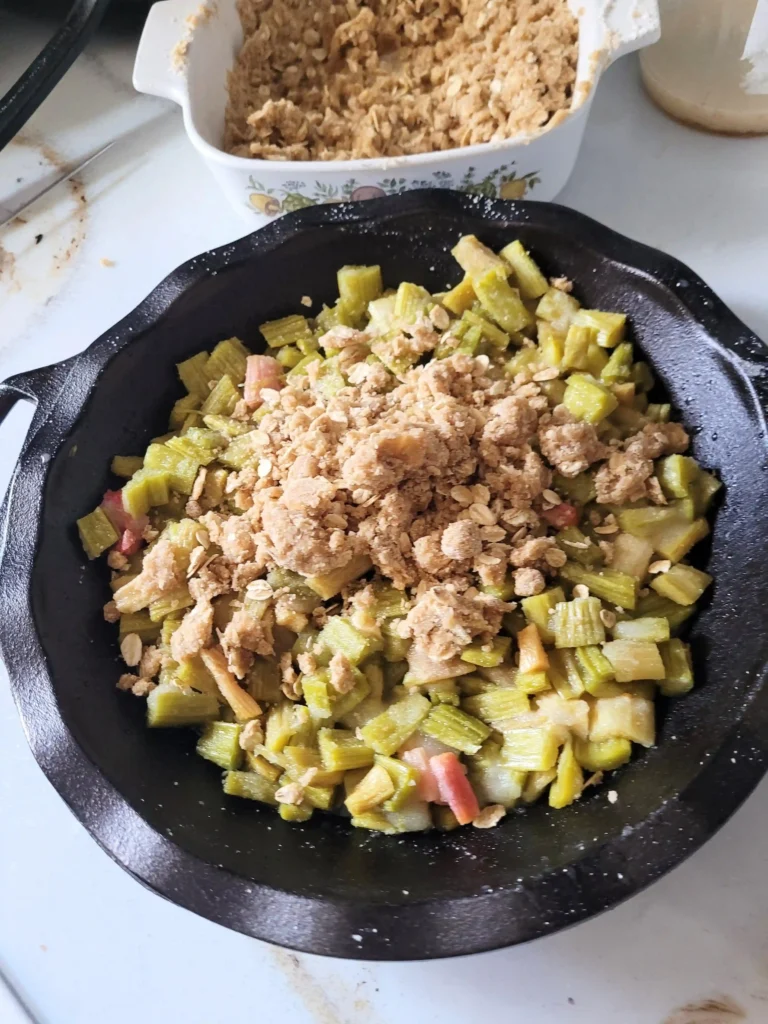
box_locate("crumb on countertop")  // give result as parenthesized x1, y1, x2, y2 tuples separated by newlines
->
(100, 257, 115, 268)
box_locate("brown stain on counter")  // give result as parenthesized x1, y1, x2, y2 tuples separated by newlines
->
(269, 948, 376, 1024)
(662, 994, 746, 1024)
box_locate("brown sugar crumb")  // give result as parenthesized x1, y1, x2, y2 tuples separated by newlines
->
(224, 0, 578, 161)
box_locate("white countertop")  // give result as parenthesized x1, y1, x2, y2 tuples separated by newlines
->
(2, 9, 768, 1024)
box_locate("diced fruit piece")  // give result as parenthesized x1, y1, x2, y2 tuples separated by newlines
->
(573, 737, 632, 772)
(563, 373, 619, 424)
(650, 563, 712, 605)
(549, 740, 583, 809)
(590, 694, 655, 747)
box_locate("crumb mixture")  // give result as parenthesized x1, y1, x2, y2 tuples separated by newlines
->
(224, 0, 578, 161)
(112, 323, 687, 685)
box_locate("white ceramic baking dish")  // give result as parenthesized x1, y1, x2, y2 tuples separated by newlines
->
(133, 0, 659, 224)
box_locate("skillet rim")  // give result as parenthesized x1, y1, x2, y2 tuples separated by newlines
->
(1, 190, 767, 960)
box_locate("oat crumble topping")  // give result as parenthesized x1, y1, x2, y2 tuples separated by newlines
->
(224, 0, 578, 161)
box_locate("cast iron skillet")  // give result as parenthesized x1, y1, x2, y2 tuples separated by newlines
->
(1, 192, 768, 961)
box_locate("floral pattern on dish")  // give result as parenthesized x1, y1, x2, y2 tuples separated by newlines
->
(246, 165, 541, 217)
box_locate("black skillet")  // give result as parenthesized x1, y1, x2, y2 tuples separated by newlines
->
(1, 192, 767, 960)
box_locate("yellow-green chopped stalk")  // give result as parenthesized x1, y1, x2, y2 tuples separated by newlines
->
(279, 802, 313, 822)
(292, 629, 319, 659)
(433, 805, 461, 830)
(288, 354, 325, 382)
(351, 811, 399, 834)
(196, 721, 243, 770)
(505, 345, 541, 377)
(573, 737, 632, 772)
(653, 517, 710, 563)
(420, 704, 491, 754)
(264, 702, 312, 753)
(502, 727, 560, 771)
(217, 431, 260, 470)
(473, 267, 534, 333)
(369, 582, 411, 620)
(549, 741, 583, 809)
(657, 454, 699, 499)
(281, 746, 344, 787)
(635, 592, 696, 632)
(462, 308, 510, 348)
(393, 280, 431, 322)
(300, 782, 336, 811)
(468, 740, 527, 807)
(143, 443, 201, 494)
(556, 526, 603, 568)
(159, 615, 183, 648)
(337, 265, 383, 321)
(276, 345, 303, 369)
(659, 638, 694, 696)
(111, 572, 138, 593)
(200, 374, 239, 416)
(451, 235, 508, 281)
(574, 645, 619, 697)
(118, 612, 160, 643)
(500, 240, 549, 299)
(315, 357, 347, 399)
(146, 683, 218, 727)
(374, 754, 419, 811)
(590, 693, 655, 747)
(462, 687, 529, 727)
(521, 768, 557, 804)
(306, 554, 373, 600)
(610, 533, 654, 580)
(331, 670, 371, 722)
(547, 649, 586, 700)
(122, 468, 171, 518)
(613, 616, 670, 643)
(520, 587, 565, 644)
(318, 727, 375, 771)
(552, 597, 605, 648)
(318, 615, 383, 665)
(602, 640, 664, 682)
(200, 647, 263, 722)
(426, 679, 460, 706)
(458, 673, 494, 696)
(563, 373, 619, 424)
(344, 763, 395, 816)
(616, 506, 681, 537)
(559, 562, 638, 610)
(77, 507, 119, 559)
(561, 323, 595, 371)
(572, 308, 626, 348)
(600, 342, 634, 384)
(515, 670, 551, 695)
(205, 337, 249, 385)
(693, 470, 722, 515)
(148, 588, 193, 622)
(359, 693, 431, 756)
(646, 402, 670, 422)
(650, 563, 712, 605)
(246, 751, 284, 783)
(442, 275, 476, 315)
(165, 434, 220, 467)
(202, 413, 250, 438)
(222, 769, 278, 804)
(302, 671, 333, 720)
(537, 322, 565, 367)
(111, 455, 143, 478)
(177, 350, 211, 397)
(481, 575, 517, 602)
(459, 635, 511, 668)
(260, 314, 313, 349)
(553, 472, 596, 506)
(536, 287, 580, 333)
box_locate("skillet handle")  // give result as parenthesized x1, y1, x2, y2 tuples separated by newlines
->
(0, 0, 113, 153)
(0, 355, 80, 451)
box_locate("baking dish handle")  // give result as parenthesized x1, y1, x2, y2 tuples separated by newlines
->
(605, 0, 661, 64)
(133, 0, 211, 104)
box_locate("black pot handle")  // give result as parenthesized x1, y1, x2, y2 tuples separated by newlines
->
(0, 0, 113, 153)
(0, 355, 80, 433)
